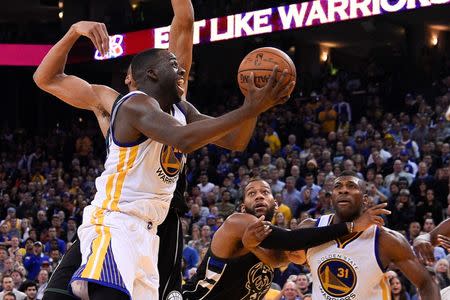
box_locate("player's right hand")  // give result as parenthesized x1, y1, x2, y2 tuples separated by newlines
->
(242, 215, 272, 249)
(413, 233, 435, 266)
(245, 66, 295, 115)
(353, 203, 390, 232)
(72, 21, 110, 57)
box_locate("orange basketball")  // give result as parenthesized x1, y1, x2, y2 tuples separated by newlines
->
(237, 47, 296, 97)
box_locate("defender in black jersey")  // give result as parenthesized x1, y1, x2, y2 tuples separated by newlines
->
(183, 179, 389, 299)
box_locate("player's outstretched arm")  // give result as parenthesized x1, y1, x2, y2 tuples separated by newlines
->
(169, 0, 194, 97)
(181, 101, 259, 151)
(414, 218, 450, 265)
(380, 229, 440, 299)
(125, 67, 294, 153)
(33, 21, 119, 136)
(244, 203, 389, 251)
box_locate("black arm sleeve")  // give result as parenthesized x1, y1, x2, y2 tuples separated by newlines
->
(259, 223, 349, 251)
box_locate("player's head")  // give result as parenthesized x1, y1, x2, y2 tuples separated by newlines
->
(241, 178, 277, 220)
(130, 48, 185, 102)
(331, 170, 368, 222)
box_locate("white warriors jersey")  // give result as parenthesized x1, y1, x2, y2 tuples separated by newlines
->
(307, 215, 391, 300)
(91, 91, 186, 225)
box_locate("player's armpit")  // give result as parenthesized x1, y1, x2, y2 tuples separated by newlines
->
(379, 229, 440, 299)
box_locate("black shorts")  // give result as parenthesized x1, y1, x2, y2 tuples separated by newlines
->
(42, 208, 184, 300)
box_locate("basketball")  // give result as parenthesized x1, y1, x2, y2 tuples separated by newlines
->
(237, 47, 296, 97)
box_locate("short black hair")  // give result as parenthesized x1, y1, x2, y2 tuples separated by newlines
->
(336, 170, 366, 192)
(21, 280, 37, 290)
(338, 170, 358, 178)
(130, 48, 166, 84)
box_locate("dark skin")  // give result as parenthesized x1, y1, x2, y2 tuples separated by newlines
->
(33, 0, 267, 151)
(211, 180, 390, 268)
(414, 218, 450, 265)
(115, 56, 293, 153)
(280, 176, 440, 299)
(210, 180, 290, 267)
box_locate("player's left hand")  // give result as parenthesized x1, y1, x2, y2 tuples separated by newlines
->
(242, 215, 272, 249)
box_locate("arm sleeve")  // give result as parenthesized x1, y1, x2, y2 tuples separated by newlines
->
(259, 222, 349, 250)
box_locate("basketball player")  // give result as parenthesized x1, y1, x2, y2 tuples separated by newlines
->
(243, 171, 440, 299)
(182, 178, 390, 299)
(37, 14, 295, 300)
(33, 2, 266, 299)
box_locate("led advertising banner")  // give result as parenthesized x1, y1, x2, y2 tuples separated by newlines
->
(0, 0, 448, 66)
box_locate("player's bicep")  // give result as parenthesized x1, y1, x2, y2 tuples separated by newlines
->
(385, 231, 432, 287)
(42, 74, 106, 110)
(169, 16, 194, 90)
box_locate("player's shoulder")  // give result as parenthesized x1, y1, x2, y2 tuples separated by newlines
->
(225, 213, 258, 225)
(378, 226, 411, 250)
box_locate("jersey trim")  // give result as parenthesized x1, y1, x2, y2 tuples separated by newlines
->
(374, 227, 386, 272)
(110, 91, 148, 147)
(175, 102, 187, 117)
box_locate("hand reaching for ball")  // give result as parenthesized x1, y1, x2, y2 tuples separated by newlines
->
(244, 65, 296, 115)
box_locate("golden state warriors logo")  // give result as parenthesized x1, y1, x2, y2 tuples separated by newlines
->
(318, 259, 357, 297)
(159, 145, 184, 177)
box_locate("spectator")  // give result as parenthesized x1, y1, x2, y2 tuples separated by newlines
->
(274, 280, 302, 300)
(217, 191, 235, 219)
(44, 227, 66, 255)
(434, 258, 450, 289)
(282, 177, 302, 215)
(0, 275, 26, 300)
(23, 242, 49, 280)
(389, 276, 411, 300)
(389, 189, 415, 231)
(31, 268, 45, 296)
(400, 127, 420, 159)
(22, 281, 37, 300)
(271, 192, 292, 225)
(294, 273, 311, 295)
(264, 126, 282, 155)
(384, 160, 414, 188)
(197, 173, 215, 199)
(299, 174, 321, 204)
(318, 101, 337, 134)
(10, 270, 24, 291)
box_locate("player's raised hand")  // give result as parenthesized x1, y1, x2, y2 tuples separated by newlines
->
(353, 203, 390, 232)
(72, 21, 110, 57)
(413, 233, 435, 266)
(245, 65, 296, 114)
(242, 215, 272, 249)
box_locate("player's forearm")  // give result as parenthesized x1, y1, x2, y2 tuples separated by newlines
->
(259, 223, 350, 251)
(172, 0, 194, 23)
(213, 117, 257, 151)
(33, 26, 80, 87)
(177, 106, 258, 153)
(418, 281, 441, 299)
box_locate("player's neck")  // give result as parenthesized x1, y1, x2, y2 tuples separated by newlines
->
(139, 85, 173, 113)
(332, 213, 359, 224)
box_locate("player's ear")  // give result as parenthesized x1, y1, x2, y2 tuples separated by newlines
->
(240, 204, 246, 213)
(147, 68, 158, 81)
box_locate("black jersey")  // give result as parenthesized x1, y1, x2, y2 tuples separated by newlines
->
(183, 248, 274, 300)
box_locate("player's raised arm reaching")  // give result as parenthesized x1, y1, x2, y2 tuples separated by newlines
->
(33, 21, 118, 136)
